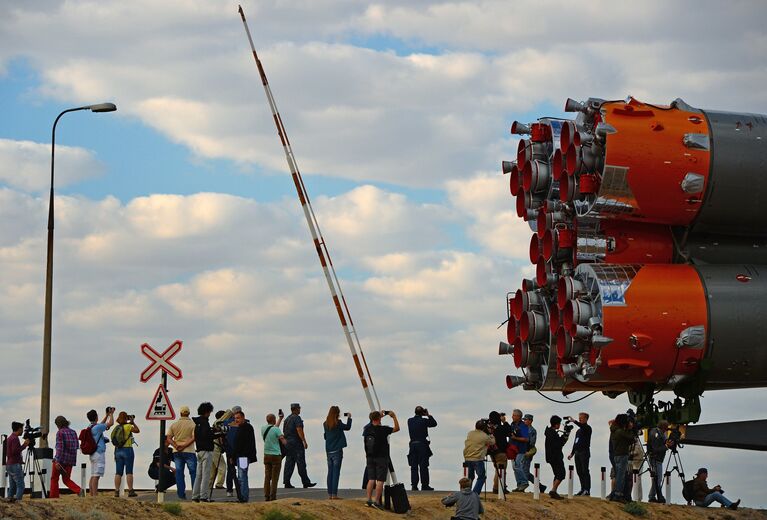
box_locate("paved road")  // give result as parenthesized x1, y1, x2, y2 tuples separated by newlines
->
(135, 487, 445, 503)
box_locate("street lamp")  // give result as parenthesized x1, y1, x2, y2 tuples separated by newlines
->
(40, 102, 117, 450)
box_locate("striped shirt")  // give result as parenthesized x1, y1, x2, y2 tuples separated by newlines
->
(55, 427, 79, 466)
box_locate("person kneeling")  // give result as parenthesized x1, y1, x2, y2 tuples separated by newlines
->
(148, 441, 176, 493)
(442, 477, 484, 520)
(692, 468, 740, 510)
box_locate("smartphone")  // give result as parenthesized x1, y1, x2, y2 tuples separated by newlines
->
(278, 408, 284, 416)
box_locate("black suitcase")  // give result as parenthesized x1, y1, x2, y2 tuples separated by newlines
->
(384, 482, 411, 514)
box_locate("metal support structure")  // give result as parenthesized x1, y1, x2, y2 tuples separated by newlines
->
(237, 5, 381, 413)
(158, 371, 168, 504)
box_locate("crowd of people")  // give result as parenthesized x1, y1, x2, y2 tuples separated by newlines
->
(2, 404, 741, 514)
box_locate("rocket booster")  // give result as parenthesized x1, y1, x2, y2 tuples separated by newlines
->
(499, 96, 767, 409)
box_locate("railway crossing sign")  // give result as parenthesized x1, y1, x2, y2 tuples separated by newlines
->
(140, 340, 183, 383)
(146, 384, 175, 420)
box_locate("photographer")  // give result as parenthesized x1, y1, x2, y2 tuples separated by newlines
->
(462, 420, 494, 496)
(608, 413, 634, 503)
(148, 439, 176, 493)
(647, 420, 668, 503)
(324, 406, 352, 500)
(544, 415, 570, 500)
(4, 422, 29, 502)
(50, 416, 82, 498)
(407, 405, 437, 491)
(112, 411, 140, 498)
(85, 408, 113, 497)
(692, 468, 740, 510)
(566, 412, 591, 496)
(364, 410, 400, 509)
(192, 402, 215, 502)
(486, 411, 510, 495)
(522, 414, 546, 493)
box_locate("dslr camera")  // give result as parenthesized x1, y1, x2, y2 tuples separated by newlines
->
(23, 419, 42, 446)
(563, 420, 575, 435)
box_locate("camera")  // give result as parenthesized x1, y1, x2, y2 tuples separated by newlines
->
(212, 423, 230, 438)
(126, 414, 136, 423)
(106, 406, 115, 414)
(278, 409, 284, 417)
(343, 413, 350, 417)
(563, 420, 575, 435)
(23, 419, 42, 446)
(667, 427, 683, 450)
(382, 410, 391, 416)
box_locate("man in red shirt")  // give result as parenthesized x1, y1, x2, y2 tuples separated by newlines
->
(4, 422, 29, 502)
(49, 416, 82, 498)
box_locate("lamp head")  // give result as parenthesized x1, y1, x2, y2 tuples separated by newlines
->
(88, 103, 117, 113)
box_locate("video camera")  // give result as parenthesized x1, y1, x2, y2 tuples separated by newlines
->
(563, 419, 575, 435)
(23, 419, 42, 446)
(667, 426, 684, 450)
(625, 409, 643, 434)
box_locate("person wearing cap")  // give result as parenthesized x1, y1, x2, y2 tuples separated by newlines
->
(522, 414, 546, 494)
(407, 405, 437, 491)
(167, 405, 196, 500)
(692, 468, 740, 510)
(50, 415, 82, 498)
(283, 403, 317, 489)
(566, 412, 592, 496)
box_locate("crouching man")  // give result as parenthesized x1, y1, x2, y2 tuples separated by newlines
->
(442, 477, 484, 520)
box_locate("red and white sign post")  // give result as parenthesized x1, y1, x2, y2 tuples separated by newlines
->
(140, 340, 183, 503)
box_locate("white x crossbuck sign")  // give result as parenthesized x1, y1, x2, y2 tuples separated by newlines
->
(140, 340, 183, 383)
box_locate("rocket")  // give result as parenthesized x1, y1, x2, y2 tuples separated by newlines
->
(499, 96, 767, 424)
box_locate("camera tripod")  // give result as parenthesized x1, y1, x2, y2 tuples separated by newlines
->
(23, 445, 48, 499)
(662, 446, 686, 493)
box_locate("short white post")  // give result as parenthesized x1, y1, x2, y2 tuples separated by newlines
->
(0, 441, 7, 498)
(635, 469, 643, 502)
(632, 469, 640, 501)
(533, 463, 540, 500)
(664, 471, 671, 504)
(567, 465, 574, 498)
(80, 463, 87, 497)
(40, 468, 47, 499)
(497, 467, 504, 500)
(600, 466, 606, 500)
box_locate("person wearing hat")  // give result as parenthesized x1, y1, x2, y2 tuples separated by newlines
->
(522, 414, 546, 494)
(692, 468, 740, 510)
(407, 405, 437, 491)
(167, 405, 196, 499)
(283, 403, 317, 489)
(50, 415, 82, 498)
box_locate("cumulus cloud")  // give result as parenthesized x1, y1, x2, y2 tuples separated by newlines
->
(0, 139, 104, 192)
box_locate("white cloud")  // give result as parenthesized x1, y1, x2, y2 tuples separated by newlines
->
(0, 139, 104, 192)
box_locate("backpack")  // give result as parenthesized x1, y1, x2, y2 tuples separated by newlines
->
(111, 425, 129, 448)
(79, 425, 97, 455)
(682, 479, 696, 503)
(364, 427, 378, 456)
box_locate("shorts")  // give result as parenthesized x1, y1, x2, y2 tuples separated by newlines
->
(90, 451, 106, 477)
(549, 459, 565, 481)
(115, 447, 135, 476)
(366, 456, 388, 482)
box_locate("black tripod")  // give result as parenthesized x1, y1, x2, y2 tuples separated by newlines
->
(663, 446, 686, 499)
(23, 446, 48, 499)
(208, 437, 231, 499)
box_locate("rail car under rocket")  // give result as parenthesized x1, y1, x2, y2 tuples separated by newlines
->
(499, 96, 767, 425)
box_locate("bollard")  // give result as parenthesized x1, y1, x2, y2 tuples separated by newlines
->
(567, 465, 574, 498)
(533, 463, 540, 500)
(632, 469, 640, 501)
(80, 463, 87, 497)
(664, 471, 671, 504)
(636, 469, 643, 502)
(600, 466, 606, 500)
(1, 434, 6, 498)
(157, 490, 165, 504)
(30, 470, 35, 498)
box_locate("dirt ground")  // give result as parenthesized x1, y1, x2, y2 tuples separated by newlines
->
(1, 493, 765, 519)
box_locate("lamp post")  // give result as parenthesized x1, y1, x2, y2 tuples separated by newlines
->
(40, 102, 116, 449)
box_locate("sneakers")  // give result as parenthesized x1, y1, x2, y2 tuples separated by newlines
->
(226, 491, 234, 497)
(581, 490, 590, 496)
(549, 491, 564, 500)
(127, 490, 138, 498)
(114, 491, 120, 497)
(728, 499, 741, 511)
(539, 484, 547, 493)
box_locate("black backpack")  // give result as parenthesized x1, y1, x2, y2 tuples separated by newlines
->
(682, 479, 696, 503)
(364, 427, 377, 456)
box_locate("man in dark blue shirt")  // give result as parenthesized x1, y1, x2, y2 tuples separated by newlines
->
(407, 406, 437, 491)
(509, 409, 529, 492)
(566, 412, 592, 496)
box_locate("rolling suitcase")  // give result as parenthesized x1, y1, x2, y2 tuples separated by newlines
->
(383, 458, 411, 513)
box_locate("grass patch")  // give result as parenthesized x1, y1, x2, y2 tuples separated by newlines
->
(623, 501, 648, 517)
(261, 510, 318, 520)
(162, 502, 183, 516)
(63, 508, 107, 520)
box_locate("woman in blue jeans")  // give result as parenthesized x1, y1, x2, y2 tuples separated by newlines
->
(323, 406, 352, 499)
(112, 411, 140, 497)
